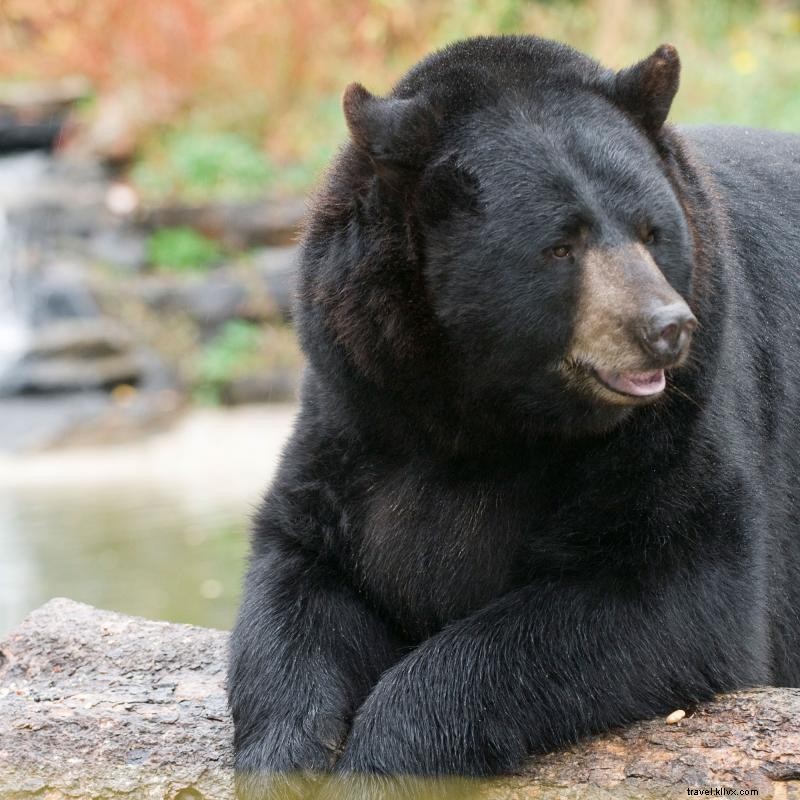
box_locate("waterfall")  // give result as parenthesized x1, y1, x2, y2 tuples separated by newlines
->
(0, 207, 30, 380)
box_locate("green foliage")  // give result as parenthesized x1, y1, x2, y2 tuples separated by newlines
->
(133, 131, 274, 202)
(146, 227, 222, 272)
(122, 0, 800, 199)
(193, 320, 264, 405)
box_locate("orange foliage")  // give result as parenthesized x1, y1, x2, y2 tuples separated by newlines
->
(0, 0, 209, 89)
(0, 0, 437, 160)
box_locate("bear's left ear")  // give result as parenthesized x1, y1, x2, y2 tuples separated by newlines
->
(614, 44, 680, 135)
(343, 82, 439, 175)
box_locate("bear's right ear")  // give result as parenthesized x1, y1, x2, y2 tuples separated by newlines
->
(343, 82, 439, 174)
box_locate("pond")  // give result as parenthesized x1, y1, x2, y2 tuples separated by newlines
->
(0, 404, 296, 636)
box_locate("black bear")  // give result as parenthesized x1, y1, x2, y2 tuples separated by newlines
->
(229, 35, 800, 799)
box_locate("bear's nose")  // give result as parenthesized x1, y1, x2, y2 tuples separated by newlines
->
(641, 301, 697, 361)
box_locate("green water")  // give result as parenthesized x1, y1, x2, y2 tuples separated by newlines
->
(0, 484, 251, 635)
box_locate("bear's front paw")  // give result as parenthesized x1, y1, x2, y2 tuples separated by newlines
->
(234, 716, 349, 799)
(317, 697, 487, 800)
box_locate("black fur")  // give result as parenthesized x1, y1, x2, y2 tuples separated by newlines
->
(228, 35, 800, 799)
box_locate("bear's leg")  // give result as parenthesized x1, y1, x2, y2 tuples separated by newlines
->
(229, 546, 400, 799)
(317, 575, 765, 799)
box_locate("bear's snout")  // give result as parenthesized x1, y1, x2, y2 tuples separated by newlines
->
(571, 243, 695, 371)
(563, 243, 697, 403)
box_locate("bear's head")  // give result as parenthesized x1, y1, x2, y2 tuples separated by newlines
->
(299, 37, 711, 449)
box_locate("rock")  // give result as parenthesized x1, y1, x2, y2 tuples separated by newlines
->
(3, 353, 142, 394)
(135, 276, 250, 328)
(0, 599, 232, 799)
(252, 245, 298, 318)
(0, 313, 183, 404)
(1, 599, 799, 799)
(0, 119, 64, 154)
(0, 353, 182, 452)
(29, 279, 96, 324)
(0, 153, 117, 242)
(0, 76, 89, 155)
(221, 369, 299, 405)
(0, 392, 112, 452)
(0, 76, 91, 117)
(0, 318, 144, 395)
(181, 279, 251, 327)
(27, 261, 100, 325)
(23, 318, 132, 359)
(129, 267, 281, 331)
(86, 229, 148, 271)
(139, 197, 306, 249)
(41, 386, 185, 450)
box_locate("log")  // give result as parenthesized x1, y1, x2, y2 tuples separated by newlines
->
(0, 598, 798, 800)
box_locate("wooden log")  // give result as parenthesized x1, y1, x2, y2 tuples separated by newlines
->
(0, 599, 798, 800)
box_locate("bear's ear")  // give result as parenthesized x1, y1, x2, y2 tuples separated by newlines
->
(614, 44, 680, 135)
(343, 82, 439, 174)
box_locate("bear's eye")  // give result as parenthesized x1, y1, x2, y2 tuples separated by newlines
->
(551, 245, 571, 259)
(642, 229, 657, 245)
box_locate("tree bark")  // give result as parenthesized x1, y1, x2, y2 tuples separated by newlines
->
(0, 599, 798, 800)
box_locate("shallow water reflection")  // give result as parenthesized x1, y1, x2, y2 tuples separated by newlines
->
(0, 483, 251, 635)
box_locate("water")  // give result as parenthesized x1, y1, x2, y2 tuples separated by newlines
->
(0, 485, 250, 634)
(0, 405, 297, 636)
(0, 208, 30, 381)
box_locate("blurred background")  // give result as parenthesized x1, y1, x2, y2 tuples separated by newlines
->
(0, 0, 798, 635)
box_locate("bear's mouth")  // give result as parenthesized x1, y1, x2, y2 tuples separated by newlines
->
(593, 367, 666, 398)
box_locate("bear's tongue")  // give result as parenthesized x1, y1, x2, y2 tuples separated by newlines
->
(595, 368, 666, 397)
